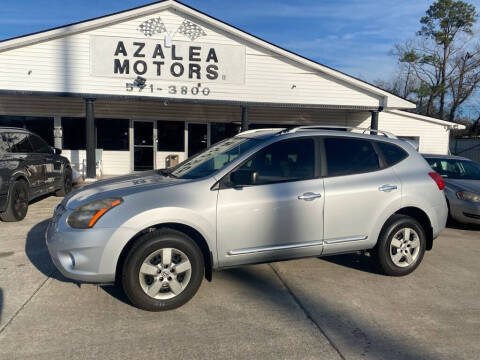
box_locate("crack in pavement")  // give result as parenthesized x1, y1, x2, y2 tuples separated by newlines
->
(269, 263, 346, 360)
(0, 271, 55, 335)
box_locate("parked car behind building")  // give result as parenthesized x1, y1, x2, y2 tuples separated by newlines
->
(423, 154, 480, 225)
(0, 127, 73, 221)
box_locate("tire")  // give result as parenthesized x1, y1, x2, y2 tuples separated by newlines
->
(55, 167, 72, 197)
(0, 179, 29, 222)
(121, 228, 204, 311)
(373, 214, 426, 276)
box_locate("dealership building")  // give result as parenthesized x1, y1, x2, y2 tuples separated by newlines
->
(0, 0, 464, 177)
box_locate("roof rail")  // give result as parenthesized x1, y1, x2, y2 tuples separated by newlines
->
(237, 128, 286, 136)
(284, 125, 397, 139)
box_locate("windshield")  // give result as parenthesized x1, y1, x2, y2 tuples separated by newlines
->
(168, 137, 261, 179)
(425, 158, 480, 180)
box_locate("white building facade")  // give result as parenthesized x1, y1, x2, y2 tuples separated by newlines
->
(0, 0, 463, 176)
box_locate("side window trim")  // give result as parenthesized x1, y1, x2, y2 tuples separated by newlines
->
(316, 137, 328, 178)
(219, 136, 318, 189)
(371, 141, 388, 169)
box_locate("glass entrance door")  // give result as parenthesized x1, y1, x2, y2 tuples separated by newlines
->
(133, 121, 155, 171)
(188, 123, 208, 157)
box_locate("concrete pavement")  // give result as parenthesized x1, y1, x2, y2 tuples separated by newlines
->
(0, 196, 479, 359)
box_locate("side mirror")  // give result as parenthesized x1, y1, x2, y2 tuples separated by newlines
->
(230, 169, 258, 187)
(52, 147, 62, 155)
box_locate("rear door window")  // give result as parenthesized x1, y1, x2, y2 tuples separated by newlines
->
(324, 137, 380, 177)
(6, 132, 34, 153)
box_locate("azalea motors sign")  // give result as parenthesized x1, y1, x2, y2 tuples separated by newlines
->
(90, 35, 246, 85)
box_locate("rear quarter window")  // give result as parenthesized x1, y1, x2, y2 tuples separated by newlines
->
(376, 141, 408, 166)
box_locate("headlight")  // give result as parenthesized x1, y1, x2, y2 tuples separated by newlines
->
(456, 191, 480, 202)
(67, 198, 122, 229)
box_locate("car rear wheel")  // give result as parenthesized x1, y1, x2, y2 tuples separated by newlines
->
(121, 229, 204, 311)
(55, 167, 72, 197)
(0, 179, 29, 222)
(373, 214, 426, 276)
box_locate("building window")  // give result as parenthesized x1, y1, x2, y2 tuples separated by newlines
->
(62, 117, 86, 150)
(211, 123, 240, 144)
(157, 121, 184, 152)
(97, 118, 129, 151)
(0, 115, 54, 146)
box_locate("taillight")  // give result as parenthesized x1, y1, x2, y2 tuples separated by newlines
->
(428, 172, 445, 190)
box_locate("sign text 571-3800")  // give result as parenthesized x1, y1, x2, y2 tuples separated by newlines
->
(125, 83, 211, 96)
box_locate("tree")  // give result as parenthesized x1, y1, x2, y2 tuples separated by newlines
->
(448, 46, 480, 121)
(418, 0, 477, 119)
(393, 39, 443, 116)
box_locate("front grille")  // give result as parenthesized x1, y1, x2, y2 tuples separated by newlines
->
(463, 212, 480, 220)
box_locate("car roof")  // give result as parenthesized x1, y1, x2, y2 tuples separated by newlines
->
(422, 153, 471, 161)
(236, 127, 408, 147)
(0, 126, 31, 133)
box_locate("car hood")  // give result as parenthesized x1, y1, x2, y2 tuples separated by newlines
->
(444, 178, 480, 193)
(64, 171, 188, 209)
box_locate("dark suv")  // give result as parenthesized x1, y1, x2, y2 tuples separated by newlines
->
(0, 127, 72, 221)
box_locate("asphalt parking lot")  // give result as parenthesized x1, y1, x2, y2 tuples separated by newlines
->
(0, 196, 479, 360)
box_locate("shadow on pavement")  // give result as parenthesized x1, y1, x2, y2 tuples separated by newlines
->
(101, 284, 133, 307)
(25, 218, 133, 304)
(446, 218, 480, 231)
(223, 266, 439, 360)
(320, 252, 383, 275)
(25, 219, 68, 282)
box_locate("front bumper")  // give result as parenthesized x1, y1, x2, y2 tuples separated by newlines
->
(449, 198, 480, 225)
(46, 215, 120, 283)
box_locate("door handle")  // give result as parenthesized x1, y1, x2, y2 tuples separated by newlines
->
(298, 192, 322, 201)
(379, 184, 398, 192)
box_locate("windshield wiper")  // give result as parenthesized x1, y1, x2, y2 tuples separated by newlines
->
(158, 169, 177, 178)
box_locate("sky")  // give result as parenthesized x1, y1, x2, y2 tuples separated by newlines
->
(0, 0, 479, 84)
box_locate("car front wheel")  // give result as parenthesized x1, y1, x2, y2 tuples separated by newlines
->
(55, 167, 72, 197)
(374, 214, 426, 276)
(121, 229, 204, 311)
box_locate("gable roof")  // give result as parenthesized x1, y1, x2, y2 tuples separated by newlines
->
(0, 0, 416, 109)
(387, 110, 466, 129)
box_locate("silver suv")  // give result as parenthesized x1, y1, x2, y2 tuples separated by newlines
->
(46, 127, 448, 311)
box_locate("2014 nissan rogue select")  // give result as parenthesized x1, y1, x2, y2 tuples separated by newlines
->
(46, 126, 448, 311)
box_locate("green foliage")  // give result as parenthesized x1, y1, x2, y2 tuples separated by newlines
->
(400, 50, 420, 63)
(418, 0, 477, 46)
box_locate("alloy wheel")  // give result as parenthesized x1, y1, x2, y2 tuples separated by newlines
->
(138, 247, 192, 300)
(389, 227, 421, 268)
